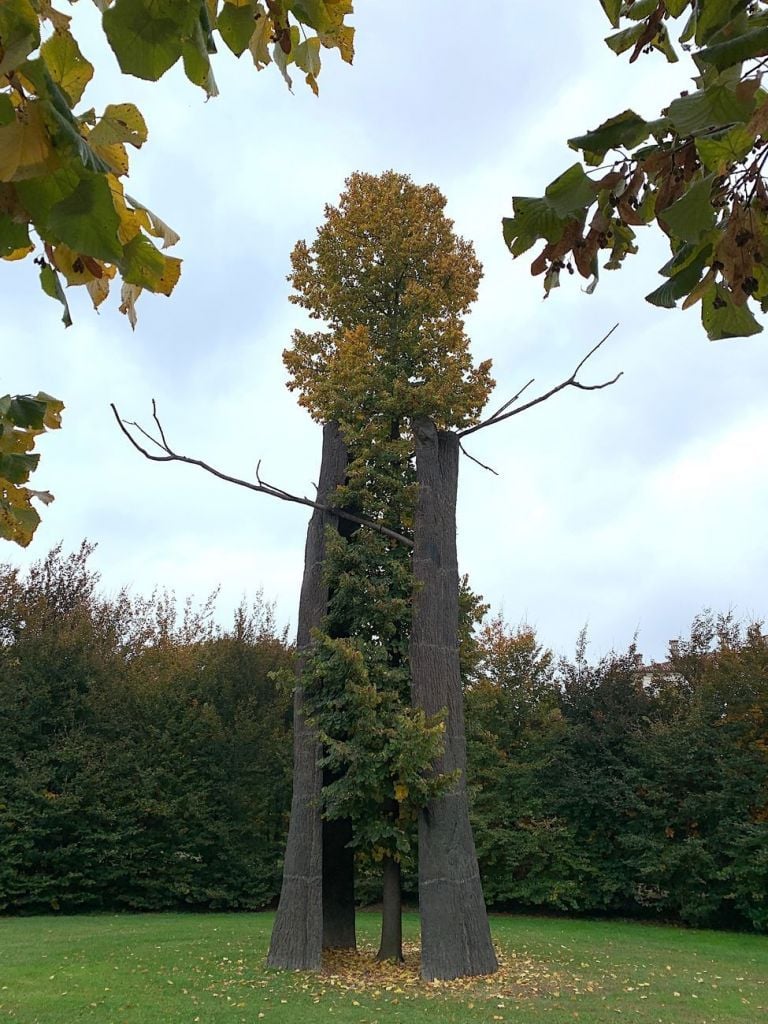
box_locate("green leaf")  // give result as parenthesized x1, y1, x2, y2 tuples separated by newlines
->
(702, 285, 764, 340)
(502, 197, 567, 258)
(0, 499, 40, 546)
(102, 0, 197, 81)
(41, 98, 112, 175)
(217, 2, 256, 57)
(6, 395, 46, 430)
(48, 172, 123, 263)
(604, 23, 644, 56)
(182, 14, 219, 96)
(660, 174, 716, 244)
(568, 110, 649, 162)
(659, 237, 715, 278)
(119, 232, 180, 294)
(0, 210, 30, 257)
(695, 124, 755, 173)
(544, 163, 596, 218)
(667, 83, 755, 137)
(15, 164, 82, 233)
(0, 451, 38, 485)
(0, 0, 40, 77)
(40, 29, 94, 106)
(290, 0, 333, 32)
(665, 0, 692, 16)
(645, 246, 712, 308)
(39, 263, 73, 327)
(598, 0, 621, 26)
(695, 0, 744, 47)
(697, 26, 768, 70)
(624, 0, 659, 21)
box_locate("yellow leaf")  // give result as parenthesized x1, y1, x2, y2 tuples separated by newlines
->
(86, 275, 110, 309)
(0, 102, 53, 182)
(154, 252, 182, 296)
(249, 4, 273, 69)
(41, 29, 94, 106)
(4, 243, 35, 261)
(124, 193, 180, 249)
(90, 140, 128, 175)
(394, 782, 408, 802)
(108, 175, 151, 244)
(52, 243, 115, 286)
(92, 103, 148, 148)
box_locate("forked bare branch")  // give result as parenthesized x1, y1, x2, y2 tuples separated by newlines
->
(459, 325, 621, 439)
(110, 402, 414, 549)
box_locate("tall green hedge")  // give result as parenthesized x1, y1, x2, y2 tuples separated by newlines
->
(1, 547, 765, 931)
(466, 616, 768, 932)
(0, 544, 292, 913)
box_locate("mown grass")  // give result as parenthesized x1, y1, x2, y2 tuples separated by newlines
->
(0, 910, 765, 1024)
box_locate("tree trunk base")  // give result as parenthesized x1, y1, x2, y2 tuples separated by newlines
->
(376, 854, 403, 962)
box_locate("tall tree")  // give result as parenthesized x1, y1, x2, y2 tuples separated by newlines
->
(281, 170, 497, 977)
(113, 172, 620, 977)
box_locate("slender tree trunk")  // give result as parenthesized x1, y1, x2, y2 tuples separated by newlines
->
(410, 417, 498, 981)
(322, 786, 356, 948)
(376, 854, 403, 962)
(267, 422, 349, 970)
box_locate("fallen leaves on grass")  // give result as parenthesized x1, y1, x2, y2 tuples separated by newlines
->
(253, 939, 593, 1008)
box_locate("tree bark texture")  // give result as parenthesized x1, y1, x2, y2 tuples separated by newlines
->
(267, 421, 349, 970)
(410, 418, 498, 981)
(376, 854, 403, 962)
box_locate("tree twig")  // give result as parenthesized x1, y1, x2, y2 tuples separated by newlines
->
(459, 325, 621, 439)
(458, 441, 499, 476)
(110, 402, 414, 549)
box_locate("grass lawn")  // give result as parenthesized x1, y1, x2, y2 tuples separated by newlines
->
(0, 910, 765, 1024)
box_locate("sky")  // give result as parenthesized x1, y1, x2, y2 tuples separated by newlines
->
(4, 1, 768, 663)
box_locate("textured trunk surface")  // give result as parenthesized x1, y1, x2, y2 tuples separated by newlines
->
(376, 855, 403, 962)
(322, 793, 356, 948)
(411, 418, 498, 981)
(267, 422, 349, 970)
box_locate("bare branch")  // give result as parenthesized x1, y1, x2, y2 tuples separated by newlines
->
(459, 441, 499, 476)
(459, 324, 621, 439)
(485, 377, 535, 422)
(110, 403, 414, 549)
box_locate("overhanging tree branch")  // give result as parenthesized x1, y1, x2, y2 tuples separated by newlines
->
(459, 325, 621, 439)
(110, 401, 414, 549)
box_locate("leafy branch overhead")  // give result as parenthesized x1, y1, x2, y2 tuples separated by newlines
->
(0, 392, 63, 546)
(505, 0, 768, 340)
(0, 0, 354, 327)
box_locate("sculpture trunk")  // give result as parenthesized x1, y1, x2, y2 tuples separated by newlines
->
(410, 418, 498, 981)
(267, 422, 350, 970)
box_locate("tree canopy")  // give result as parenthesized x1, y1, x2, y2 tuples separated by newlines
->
(506, 0, 768, 340)
(285, 170, 493, 434)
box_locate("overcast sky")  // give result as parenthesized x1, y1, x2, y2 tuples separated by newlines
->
(4, 2, 767, 662)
